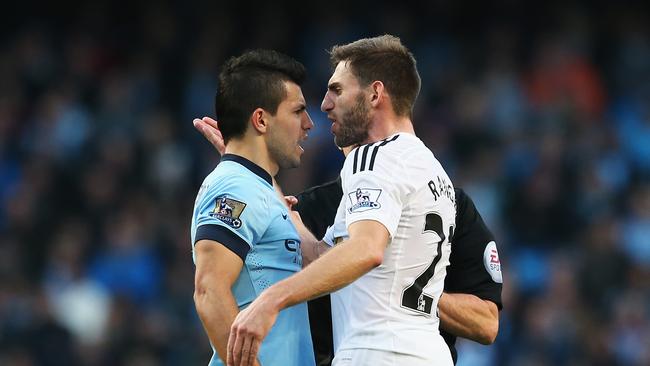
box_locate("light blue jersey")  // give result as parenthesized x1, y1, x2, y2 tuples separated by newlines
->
(191, 154, 315, 366)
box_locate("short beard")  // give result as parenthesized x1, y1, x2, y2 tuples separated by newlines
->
(334, 93, 371, 148)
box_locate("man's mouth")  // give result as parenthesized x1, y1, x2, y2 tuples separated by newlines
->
(298, 134, 308, 152)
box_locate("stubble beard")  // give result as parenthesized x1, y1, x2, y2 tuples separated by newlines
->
(268, 128, 300, 170)
(334, 93, 371, 149)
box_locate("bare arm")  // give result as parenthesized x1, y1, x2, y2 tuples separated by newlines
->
(280, 194, 331, 267)
(272, 219, 387, 305)
(288, 208, 331, 266)
(193, 240, 259, 366)
(438, 292, 499, 344)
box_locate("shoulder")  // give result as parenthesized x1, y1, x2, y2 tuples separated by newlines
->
(199, 166, 270, 211)
(452, 188, 492, 242)
(343, 133, 423, 176)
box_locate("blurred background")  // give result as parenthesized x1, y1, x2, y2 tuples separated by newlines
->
(1, 0, 649, 365)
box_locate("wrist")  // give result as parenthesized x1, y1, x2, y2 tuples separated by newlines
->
(261, 283, 289, 312)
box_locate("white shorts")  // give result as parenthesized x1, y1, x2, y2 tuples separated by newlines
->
(332, 348, 453, 366)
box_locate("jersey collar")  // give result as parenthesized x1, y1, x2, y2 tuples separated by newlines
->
(220, 154, 273, 186)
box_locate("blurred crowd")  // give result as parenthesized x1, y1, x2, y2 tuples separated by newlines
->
(1, 1, 649, 365)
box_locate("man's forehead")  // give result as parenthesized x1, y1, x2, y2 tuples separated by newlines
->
(282, 81, 305, 104)
(329, 61, 357, 86)
(330, 61, 348, 80)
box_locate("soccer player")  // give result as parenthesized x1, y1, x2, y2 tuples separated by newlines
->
(294, 179, 502, 365)
(227, 35, 457, 366)
(190, 49, 315, 366)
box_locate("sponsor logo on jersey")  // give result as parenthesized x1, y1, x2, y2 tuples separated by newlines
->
(347, 188, 382, 213)
(483, 241, 502, 283)
(210, 196, 246, 228)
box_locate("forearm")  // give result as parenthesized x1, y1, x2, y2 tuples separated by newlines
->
(301, 238, 331, 266)
(293, 218, 323, 266)
(194, 286, 240, 361)
(287, 207, 330, 266)
(266, 237, 381, 309)
(438, 292, 499, 344)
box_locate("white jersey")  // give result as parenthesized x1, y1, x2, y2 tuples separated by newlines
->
(330, 132, 456, 362)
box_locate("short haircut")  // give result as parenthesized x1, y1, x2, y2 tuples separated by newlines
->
(215, 49, 306, 143)
(329, 35, 421, 117)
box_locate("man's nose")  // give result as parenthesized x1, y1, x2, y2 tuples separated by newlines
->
(303, 111, 314, 130)
(321, 94, 333, 112)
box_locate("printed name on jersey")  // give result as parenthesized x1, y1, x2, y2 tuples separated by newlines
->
(483, 241, 502, 283)
(347, 187, 382, 213)
(428, 176, 455, 204)
(210, 196, 246, 228)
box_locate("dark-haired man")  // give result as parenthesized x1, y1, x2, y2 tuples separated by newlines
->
(190, 49, 315, 366)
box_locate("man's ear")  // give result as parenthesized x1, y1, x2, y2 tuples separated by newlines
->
(251, 108, 269, 134)
(369, 81, 385, 108)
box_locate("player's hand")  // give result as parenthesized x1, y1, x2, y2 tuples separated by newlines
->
(283, 196, 306, 229)
(227, 293, 279, 366)
(284, 195, 298, 210)
(193, 116, 226, 155)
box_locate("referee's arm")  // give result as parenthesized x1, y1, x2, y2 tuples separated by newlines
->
(439, 188, 502, 345)
(438, 293, 498, 344)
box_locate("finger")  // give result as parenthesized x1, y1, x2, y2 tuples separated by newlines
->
(193, 118, 205, 133)
(231, 327, 246, 366)
(227, 327, 236, 366)
(284, 195, 298, 209)
(251, 340, 261, 366)
(202, 116, 220, 129)
(193, 119, 209, 136)
(195, 122, 226, 154)
(196, 119, 224, 145)
(240, 335, 253, 366)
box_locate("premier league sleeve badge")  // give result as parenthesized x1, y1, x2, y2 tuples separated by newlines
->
(347, 187, 382, 213)
(210, 195, 247, 228)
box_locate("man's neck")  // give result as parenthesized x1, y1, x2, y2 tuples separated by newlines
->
(224, 139, 279, 177)
(366, 115, 415, 144)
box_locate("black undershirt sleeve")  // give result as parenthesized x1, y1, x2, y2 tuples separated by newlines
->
(441, 188, 504, 364)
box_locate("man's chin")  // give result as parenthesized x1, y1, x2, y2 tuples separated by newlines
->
(280, 157, 301, 170)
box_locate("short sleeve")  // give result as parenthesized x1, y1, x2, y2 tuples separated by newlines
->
(194, 176, 270, 261)
(322, 225, 335, 247)
(445, 189, 503, 310)
(342, 146, 405, 238)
